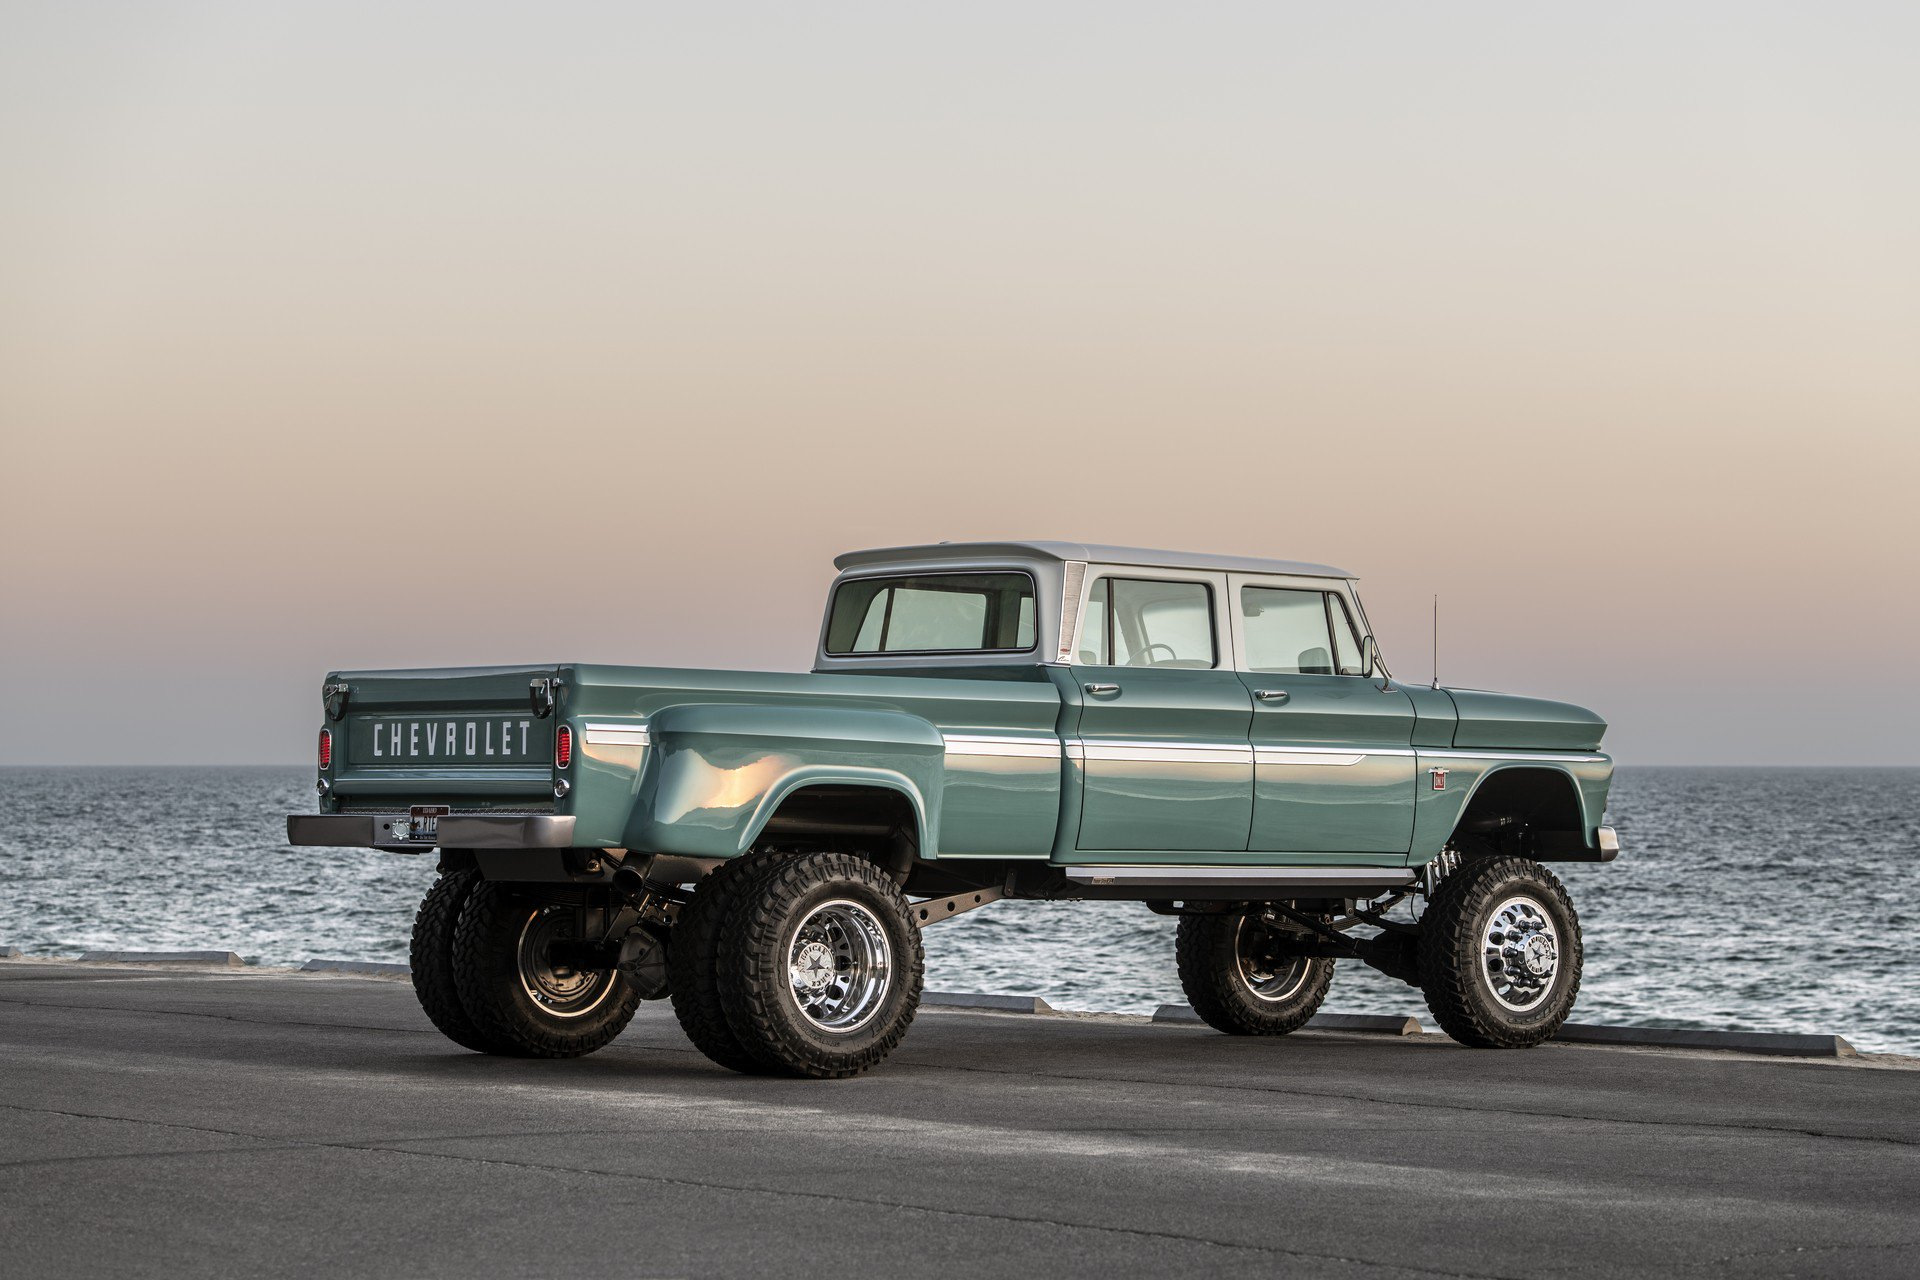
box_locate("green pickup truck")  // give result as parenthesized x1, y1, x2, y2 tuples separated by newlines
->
(289, 541, 1617, 1077)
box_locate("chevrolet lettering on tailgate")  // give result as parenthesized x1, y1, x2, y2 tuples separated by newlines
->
(355, 716, 545, 764)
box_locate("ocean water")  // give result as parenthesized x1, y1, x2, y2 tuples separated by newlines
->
(2, 766, 1916, 1054)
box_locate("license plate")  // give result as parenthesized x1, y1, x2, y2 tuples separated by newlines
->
(407, 805, 450, 839)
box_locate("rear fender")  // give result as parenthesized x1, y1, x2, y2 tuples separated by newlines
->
(623, 703, 942, 858)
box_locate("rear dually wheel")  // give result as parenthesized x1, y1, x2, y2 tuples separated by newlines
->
(450, 881, 642, 1058)
(1176, 912, 1334, 1036)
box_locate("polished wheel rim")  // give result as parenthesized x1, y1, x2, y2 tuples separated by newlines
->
(1234, 917, 1312, 1003)
(1480, 895, 1560, 1012)
(517, 906, 615, 1019)
(786, 898, 892, 1034)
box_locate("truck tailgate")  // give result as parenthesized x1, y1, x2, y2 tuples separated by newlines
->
(327, 664, 561, 801)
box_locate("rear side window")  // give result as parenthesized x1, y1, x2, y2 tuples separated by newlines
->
(1242, 586, 1367, 675)
(826, 573, 1037, 655)
(1079, 578, 1216, 668)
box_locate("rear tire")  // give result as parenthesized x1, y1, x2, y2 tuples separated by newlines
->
(715, 852, 923, 1079)
(1418, 856, 1582, 1048)
(409, 868, 508, 1054)
(1175, 912, 1334, 1036)
(450, 881, 641, 1058)
(666, 850, 795, 1073)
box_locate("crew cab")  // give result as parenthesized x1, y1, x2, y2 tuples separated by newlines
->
(289, 542, 1617, 1077)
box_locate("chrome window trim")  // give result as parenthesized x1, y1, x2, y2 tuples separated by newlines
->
(1226, 571, 1376, 678)
(822, 568, 1041, 658)
(1067, 564, 1236, 671)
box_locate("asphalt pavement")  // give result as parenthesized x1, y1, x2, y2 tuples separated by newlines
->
(2, 960, 1915, 1278)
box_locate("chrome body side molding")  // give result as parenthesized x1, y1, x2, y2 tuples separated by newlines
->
(942, 734, 1061, 760)
(581, 722, 650, 747)
(1061, 864, 1415, 890)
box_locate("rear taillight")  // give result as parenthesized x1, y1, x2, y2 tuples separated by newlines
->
(318, 728, 333, 770)
(555, 725, 572, 769)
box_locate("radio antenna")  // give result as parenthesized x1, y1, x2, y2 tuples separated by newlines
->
(1431, 594, 1439, 689)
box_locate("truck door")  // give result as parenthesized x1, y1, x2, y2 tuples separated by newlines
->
(1070, 570, 1254, 853)
(1228, 575, 1416, 855)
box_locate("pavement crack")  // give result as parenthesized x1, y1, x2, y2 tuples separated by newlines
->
(0, 994, 429, 1038)
(1542, 1237, 1920, 1274)
(896, 1058, 1920, 1149)
(0, 1097, 1516, 1277)
(320, 1138, 1527, 1279)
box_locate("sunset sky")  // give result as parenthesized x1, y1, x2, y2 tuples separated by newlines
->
(3, 2, 1916, 765)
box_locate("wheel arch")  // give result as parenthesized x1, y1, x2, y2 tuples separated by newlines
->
(1446, 764, 1595, 858)
(742, 774, 929, 881)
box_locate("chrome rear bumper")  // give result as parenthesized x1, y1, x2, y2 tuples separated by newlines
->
(285, 813, 577, 851)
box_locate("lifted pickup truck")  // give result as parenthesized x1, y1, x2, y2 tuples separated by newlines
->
(290, 542, 1617, 1077)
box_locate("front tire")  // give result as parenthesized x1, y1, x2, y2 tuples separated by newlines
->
(1175, 912, 1334, 1035)
(715, 853, 924, 1079)
(450, 881, 641, 1058)
(1418, 856, 1582, 1048)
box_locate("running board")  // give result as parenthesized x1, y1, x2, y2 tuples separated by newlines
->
(1061, 865, 1415, 892)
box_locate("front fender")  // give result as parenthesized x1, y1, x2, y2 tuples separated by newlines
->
(1410, 754, 1613, 863)
(623, 703, 944, 857)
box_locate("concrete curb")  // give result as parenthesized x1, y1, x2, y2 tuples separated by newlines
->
(78, 950, 245, 968)
(1153, 1004, 1424, 1035)
(1553, 1022, 1857, 1058)
(300, 959, 413, 978)
(1309, 1012, 1425, 1036)
(924, 991, 1056, 1014)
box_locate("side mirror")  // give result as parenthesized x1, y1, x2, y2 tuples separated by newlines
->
(1360, 636, 1379, 677)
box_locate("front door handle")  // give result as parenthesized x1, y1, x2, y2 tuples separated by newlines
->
(1084, 683, 1121, 696)
(1254, 689, 1290, 703)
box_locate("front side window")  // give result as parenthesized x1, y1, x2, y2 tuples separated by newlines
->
(1242, 586, 1368, 675)
(1079, 577, 1216, 668)
(825, 573, 1037, 655)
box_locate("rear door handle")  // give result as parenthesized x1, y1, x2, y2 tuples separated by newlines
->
(1084, 683, 1121, 696)
(1254, 689, 1290, 703)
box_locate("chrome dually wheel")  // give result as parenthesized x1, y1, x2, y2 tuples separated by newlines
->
(713, 853, 924, 1079)
(787, 899, 893, 1033)
(1480, 895, 1560, 1013)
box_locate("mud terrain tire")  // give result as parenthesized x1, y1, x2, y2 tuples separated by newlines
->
(409, 868, 508, 1054)
(716, 853, 923, 1079)
(667, 850, 796, 1073)
(450, 881, 641, 1058)
(1176, 913, 1334, 1036)
(1419, 856, 1582, 1048)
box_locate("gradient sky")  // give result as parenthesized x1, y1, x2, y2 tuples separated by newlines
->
(2, 2, 1916, 765)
